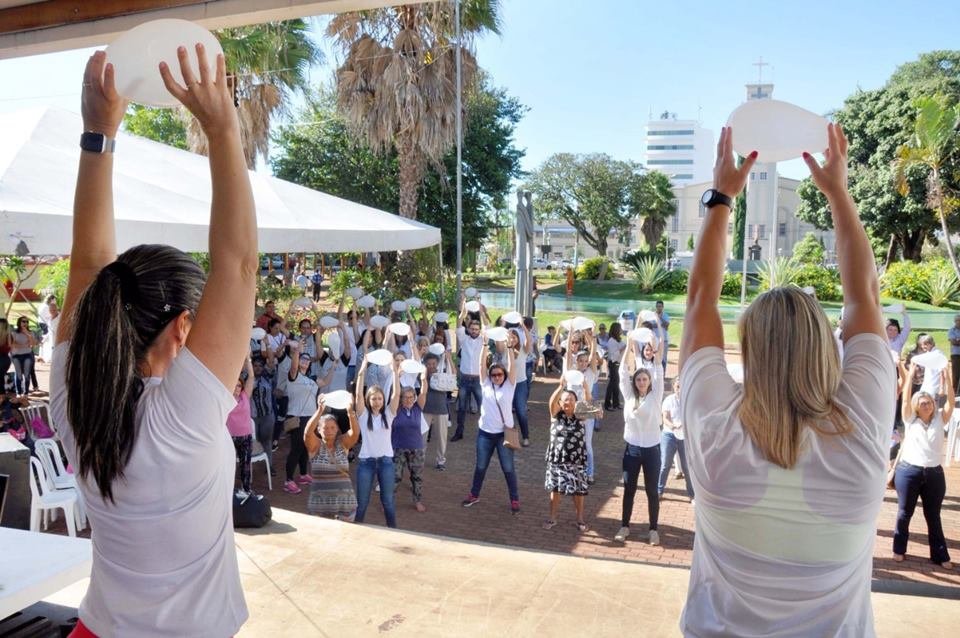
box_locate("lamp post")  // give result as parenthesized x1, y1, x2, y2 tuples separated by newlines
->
(454, 0, 463, 302)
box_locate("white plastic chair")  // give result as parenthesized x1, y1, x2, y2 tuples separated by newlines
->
(29, 456, 78, 537)
(34, 438, 87, 530)
(946, 406, 960, 467)
(22, 403, 49, 439)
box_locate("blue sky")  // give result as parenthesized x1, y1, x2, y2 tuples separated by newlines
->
(2, 0, 958, 180)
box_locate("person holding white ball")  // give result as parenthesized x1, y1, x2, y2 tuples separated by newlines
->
(678, 125, 894, 636)
(51, 44, 254, 637)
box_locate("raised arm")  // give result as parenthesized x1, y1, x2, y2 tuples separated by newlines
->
(803, 124, 884, 342)
(388, 364, 401, 414)
(304, 396, 326, 458)
(548, 377, 564, 415)
(355, 358, 368, 418)
(680, 127, 756, 373)
(479, 341, 489, 383)
(341, 399, 361, 451)
(901, 363, 916, 423)
(241, 356, 254, 396)
(417, 369, 428, 409)
(58, 52, 126, 345)
(161, 45, 258, 389)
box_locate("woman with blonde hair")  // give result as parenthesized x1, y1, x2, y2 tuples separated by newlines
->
(893, 364, 953, 568)
(678, 125, 894, 636)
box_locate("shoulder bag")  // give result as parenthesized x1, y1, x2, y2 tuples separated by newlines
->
(429, 372, 458, 392)
(494, 389, 521, 450)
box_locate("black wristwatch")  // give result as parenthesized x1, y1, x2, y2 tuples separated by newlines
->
(80, 131, 116, 154)
(700, 188, 733, 209)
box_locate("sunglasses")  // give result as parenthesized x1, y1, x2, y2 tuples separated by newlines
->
(490, 372, 505, 378)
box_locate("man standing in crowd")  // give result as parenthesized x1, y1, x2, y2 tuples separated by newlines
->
(311, 270, 324, 302)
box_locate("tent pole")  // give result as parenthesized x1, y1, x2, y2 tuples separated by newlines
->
(438, 242, 445, 306)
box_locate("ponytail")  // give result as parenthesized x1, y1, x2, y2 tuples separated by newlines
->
(66, 245, 204, 502)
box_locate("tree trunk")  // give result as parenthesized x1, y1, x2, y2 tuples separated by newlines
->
(596, 260, 609, 281)
(883, 234, 897, 271)
(901, 230, 924, 261)
(933, 168, 960, 283)
(397, 131, 423, 220)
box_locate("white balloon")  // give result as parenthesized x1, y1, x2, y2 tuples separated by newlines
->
(428, 343, 446, 356)
(106, 19, 224, 107)
(346, 287, 365, 299)
(365, 349, 393, 367)
(251, 327, 266, 341)
(400, 359, 425, 375)
(319, 315, 340, 329)
(388, 322, 411, 337)
(465, 300, 481, 313)
(357, 295, 376, 309)
(631, 327, 654, 344)
(639, 310, 659, 325)
(434, 312, 450, 323)
(323, 390, 352, 410)
(564, 369, 585, 388)
(503, 311, 523, 325)
(368, 315, 390, 329)
(572, 316, 595, 331)
(406, 297, 422, 309)
(486, 327, 509, 342)
(391, 300, 407, 312)
(726, 99, 829, 163)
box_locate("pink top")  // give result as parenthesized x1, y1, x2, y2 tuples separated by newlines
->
(225, 391, 252, 437)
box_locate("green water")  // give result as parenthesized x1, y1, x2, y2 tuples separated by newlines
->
(480, 291, 958, 330)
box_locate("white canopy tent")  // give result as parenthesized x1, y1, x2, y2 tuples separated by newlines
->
(0, 107, 440, 255)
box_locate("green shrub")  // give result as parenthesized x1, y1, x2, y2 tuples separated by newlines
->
(660, 269, 689, 294)
(576, 256, 610, 280)
(881, 261, 928, 302)
(37, 258, 70, 305)
(629, 257, 669, 293)
(921, 269, 960, 307)
(721, 272, 744, 297)
(327, 268, 386, 305)
(793, 232, 825, 265)
(794, 265, 841, 301)
(758, 257, 803, 291)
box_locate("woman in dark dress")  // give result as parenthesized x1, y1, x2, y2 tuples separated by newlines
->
(543, 376, 589, 531)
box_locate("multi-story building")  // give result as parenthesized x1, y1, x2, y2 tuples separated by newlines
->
(643, 114, 715, 187)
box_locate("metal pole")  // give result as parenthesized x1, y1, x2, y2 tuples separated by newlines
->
(739, 178, 750, 306)
(438, 242, 445, 305)
(454, 0, 463, 302)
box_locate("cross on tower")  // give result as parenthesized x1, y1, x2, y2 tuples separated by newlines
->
(753, 56, 769, 84)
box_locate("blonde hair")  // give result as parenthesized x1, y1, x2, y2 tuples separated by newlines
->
(910, 391, 936, 422)
(738, 286, 851, 468)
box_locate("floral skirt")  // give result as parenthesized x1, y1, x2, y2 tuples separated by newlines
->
(545, 461, 588, 496)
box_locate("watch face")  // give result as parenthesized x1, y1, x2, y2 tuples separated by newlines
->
(701, 189, 713, 206)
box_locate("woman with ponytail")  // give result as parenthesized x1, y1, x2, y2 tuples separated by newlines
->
(50, 46, 257, 637)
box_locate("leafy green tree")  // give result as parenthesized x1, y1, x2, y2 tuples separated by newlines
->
(733, 188, 747, 260)
(687, 234, 695, 251)
(526, 153, 642, 265)
(123, 105, 187, 148)
(792, 232, 825, 265)
(632, 170, 676, 250)
(894, 93, 960, 280)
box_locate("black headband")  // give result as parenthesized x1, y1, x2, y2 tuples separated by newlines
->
(103, 261, 140, 309)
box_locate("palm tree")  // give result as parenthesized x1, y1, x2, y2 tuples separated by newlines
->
(632, 170, 677, 250)
(186, 19, 322, 169)
(895, 94, 960, 280)
(326, 1, 502, 219)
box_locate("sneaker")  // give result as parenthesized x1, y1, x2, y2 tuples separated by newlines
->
(271, 440, 279, 452)
(510, 499, 520, 514)
(649, 530, 660, 546)
(450, 432, 463, 442)
(283, 480, 302, 495)
(587, 476, 596, 485)
(674, 470, 684, 479)
(462, 494, 480, 507)
(614, 526, 630, 542)
(297, 475, 312, 485)
(436, 463, 446, 471)
(521, 438, 531, 447)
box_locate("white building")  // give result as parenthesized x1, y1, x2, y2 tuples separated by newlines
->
(643, 114, 715, 187)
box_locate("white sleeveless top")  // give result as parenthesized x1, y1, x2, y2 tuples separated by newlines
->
(50, 343, 247, 637)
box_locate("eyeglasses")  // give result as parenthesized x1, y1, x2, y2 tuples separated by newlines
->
(490, 372, 505, 378)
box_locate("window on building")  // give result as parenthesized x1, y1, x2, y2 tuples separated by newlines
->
(671, 213, 679, 232)
(747, 223, 755, 239)
(778, 222, 787, 237)
(728, 223, 733, 235)
(648, 129, 695, 136)
(671, 174, 694, 180)
(758, 225, 766, 240)
(646, 144, 695, 151)
(647, 159, 694, 165)
(759, 171, 768, 180)
(670, 239, 678, 251)
(750, 172, 755, 181)
(607, 250, 614, 258)
(698, 202, 706, 218)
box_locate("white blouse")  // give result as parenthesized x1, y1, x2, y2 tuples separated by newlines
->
(900, 411, 946, 468)
(619, 362, 664, 448)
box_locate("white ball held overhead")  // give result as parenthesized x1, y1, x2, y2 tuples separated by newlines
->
(406, 297, 422, 309)
(319, 315, 340, 329)
(726, 99, 829, 163)
(465, 287, 478, 298)
(250, 327, 266, 341)
(564, 369, 585, 388)
(357, 295, 376, 309)
(427, 343, 446, 356)
(106, 19, 224, 107)
(346, 287, 364, 299)
(503, 311, 523, 325)
(323, 390, 352, 410)
(400, 359, 425, 375)
(388, 322, 411, 337)
(368, 315, 389, 329)
(465, 300, 481, 313)
(365, 349, 393, 367)
(485, 326, 509, 342)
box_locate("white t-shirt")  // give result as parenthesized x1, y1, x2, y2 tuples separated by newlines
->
(662, 392, 683, 440)
(479, 380, 516, 433)
(278, 370, 319, 417)
(918, 352, 944, 397)
(900, 412, 946, 468)
(358, 409, 394, 458)
(678, 334, 894, 637)
(619, 362, 664, 448)
(50, 343, 247, 638)
(605, 337, 625, 363)
(457, 328, 484, 375)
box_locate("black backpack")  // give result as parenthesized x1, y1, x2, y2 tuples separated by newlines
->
(232, 490, 272, 528)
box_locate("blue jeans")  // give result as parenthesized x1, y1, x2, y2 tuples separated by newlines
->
(346, 364, 357, 389)
(622, 443, 660, 529)
(512, 379, 530, 439)
(355, 456, 397, 528)
(658, 430, 693, 498)
(893, 462, 949, 563)
(585, 419, 596, 478)
(469, 430, 519, 501)
(456, 375, 483, 434)
(525, 360, 535, 382)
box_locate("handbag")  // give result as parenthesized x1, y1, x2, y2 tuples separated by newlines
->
(494, 393, 521, 450)
(575, 400, 604, 419)
(430, 372, 458, 392)
(232, 490, 272, 528)
(283, 415, 301, 433)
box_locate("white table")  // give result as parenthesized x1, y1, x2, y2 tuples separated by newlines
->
(0, 527, 91, 619)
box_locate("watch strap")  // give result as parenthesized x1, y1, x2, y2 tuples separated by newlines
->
(705, 189, 733, 209)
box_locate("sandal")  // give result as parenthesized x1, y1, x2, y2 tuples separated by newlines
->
(576, 521, 590, 532)
(892, 553, 905, 563)
(542, 519, 558, 530)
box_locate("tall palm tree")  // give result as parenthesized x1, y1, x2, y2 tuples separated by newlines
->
(895, 94, 960, 280)
(186, 19, 322, 168)
(632, 170, 677, 250)
(326, 1, 502, 219)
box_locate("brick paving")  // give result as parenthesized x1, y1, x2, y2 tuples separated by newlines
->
(32, 348, 960, 591)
